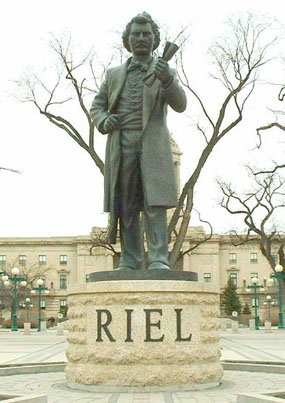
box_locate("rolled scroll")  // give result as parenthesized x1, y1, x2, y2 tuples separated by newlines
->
(143, 41, 179, 88)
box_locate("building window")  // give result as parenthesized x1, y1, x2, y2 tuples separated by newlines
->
(229, 272, 237, 286)
(229, 253, 237, 264)
(86, 274, 90, 283)
(60, 255, 67, 265)
(251, 273, 258, 280)
(0, 255, 6, 266)
(19, 255, 26, 266)
(59, 274, 67, 289)
(60, 299, 67, 307)
(39, 255, 46, 266)
(59, 299, 68, 317)
(40, 300, 46, 309)
(252, 298, 259, 308)
(204, 273, 211, 283)
(270, 273, 278, 286)
(250, 253, 258, 263)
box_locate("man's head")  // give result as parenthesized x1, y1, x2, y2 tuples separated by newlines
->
(122, 12, 160, 55)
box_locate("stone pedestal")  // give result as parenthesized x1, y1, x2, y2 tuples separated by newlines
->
(220, 318, 227, 331)
(65, 274, 223, 392)
(56, 323, 65, 335)
(232, 321, 239, 333)
(23, 323, 31, 335)
(264, 321, 272, 333)
(249, 319, 255, 330)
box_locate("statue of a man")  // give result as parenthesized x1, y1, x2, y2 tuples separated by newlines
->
(90, 12, 187, 271)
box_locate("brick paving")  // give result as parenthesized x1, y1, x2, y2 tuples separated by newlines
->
(1, 371, 285, 402)
(0, 328, 285, 402)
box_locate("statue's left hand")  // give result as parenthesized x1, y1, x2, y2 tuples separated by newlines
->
(153, 58, 171, 84)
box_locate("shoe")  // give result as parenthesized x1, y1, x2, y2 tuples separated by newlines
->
(148, 262, 171, 270)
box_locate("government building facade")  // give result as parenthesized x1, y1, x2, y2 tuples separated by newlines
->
(0, 227, 281, 325)
(0, 139, 281, 325)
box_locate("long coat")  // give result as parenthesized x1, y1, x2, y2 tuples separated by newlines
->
(90, 57, 187, 243)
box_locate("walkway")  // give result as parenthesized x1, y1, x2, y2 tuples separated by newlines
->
(0, 328, 285, 402)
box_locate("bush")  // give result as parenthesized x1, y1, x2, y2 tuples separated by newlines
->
(47, 317, 55, 328)
(221, 278, 242, 316)
(242, 303, 251, 314)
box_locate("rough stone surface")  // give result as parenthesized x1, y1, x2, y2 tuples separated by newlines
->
(66, 280, 223, 390)
(1, 370, 285, 403)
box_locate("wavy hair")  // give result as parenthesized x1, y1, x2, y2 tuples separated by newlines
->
(122, 12, 160, 52)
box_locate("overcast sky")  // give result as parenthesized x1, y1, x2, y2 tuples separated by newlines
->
(0, 0, 285, 237)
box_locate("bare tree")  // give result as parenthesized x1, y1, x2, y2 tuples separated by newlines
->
(0, 167, 20, 174)
(168, 13, 276, 266)
(15, 14, 277, 268)
(257, 83, 285, 142)
(218, 167, 285, 272)
(172, 210, 213, 267)
(89, 226, 120, 258)
(255, 81, 285, 175)
(14, 34, 118, 175)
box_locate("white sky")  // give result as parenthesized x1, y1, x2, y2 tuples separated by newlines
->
(0, 0, 285, 237)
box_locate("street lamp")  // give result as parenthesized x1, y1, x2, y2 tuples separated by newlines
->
(31, 279, 49, 332)
(268, 264, 285, 329)
(0, 267, 27, 331)
(21, 297, 34, 322)
(247, 277, 263, 330)
(0, 299, 4, 327)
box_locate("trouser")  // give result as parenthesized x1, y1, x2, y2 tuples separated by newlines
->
(117, 130, 169, 270)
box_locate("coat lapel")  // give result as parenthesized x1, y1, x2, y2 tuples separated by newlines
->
(109, 58, 130, 112)
(143, 57, 161, 131)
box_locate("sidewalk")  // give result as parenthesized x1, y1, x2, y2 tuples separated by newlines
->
(0, 328, 67, 364)
(220, 327, 285, 362)
(0, 328, 284, 402)
(2, 327, 285, 365)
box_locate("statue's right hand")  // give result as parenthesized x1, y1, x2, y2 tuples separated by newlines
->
(103, 114, 120, 132)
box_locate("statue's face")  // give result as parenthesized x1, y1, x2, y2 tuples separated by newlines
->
(128, 22, 155, 57)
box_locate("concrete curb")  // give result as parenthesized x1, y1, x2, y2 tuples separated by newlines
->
(221, 361, 285, 374)
(0, 394, 47, 402)
(0, 362, 66, 376)
(237, 389, 285, 402)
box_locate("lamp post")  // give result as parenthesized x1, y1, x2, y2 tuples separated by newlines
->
(0, 299, 3, 327)
(21, 298, 34, 322)
(264, 295, 275, 321)
(31, 279, 49, 332)
(246, 277, 265, 330)
(268, 264, 285, 329)
(0, 268, 27, 331)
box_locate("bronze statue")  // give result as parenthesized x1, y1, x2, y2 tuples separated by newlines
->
(90, 12, 187, 271)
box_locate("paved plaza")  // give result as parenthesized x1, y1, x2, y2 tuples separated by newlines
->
(0, 327, 285, 402)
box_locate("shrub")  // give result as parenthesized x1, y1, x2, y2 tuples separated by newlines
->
(242, 303, 251, 314)
(221, 278, 242, 316)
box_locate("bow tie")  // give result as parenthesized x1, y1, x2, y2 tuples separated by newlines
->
(127, 61, 148, 72)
